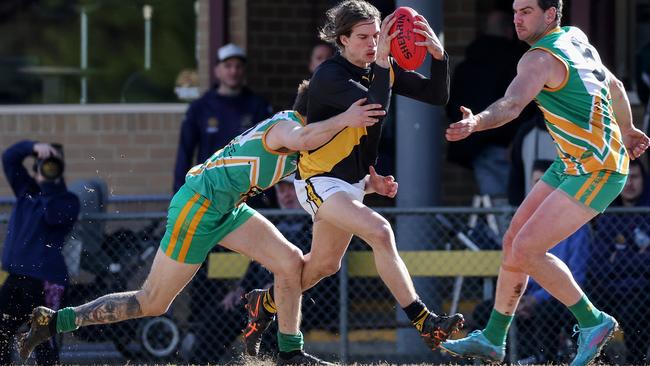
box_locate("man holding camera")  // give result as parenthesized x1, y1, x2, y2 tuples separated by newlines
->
(0, 140, 79, 365)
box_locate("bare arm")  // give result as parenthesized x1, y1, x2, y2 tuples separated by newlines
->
(607, 69, 650, 159)
(446, 50, 558, 141)
(607, 70, 633, 131)
(265, 99, 385, 152)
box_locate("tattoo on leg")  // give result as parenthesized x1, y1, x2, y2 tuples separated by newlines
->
(505, 283, 525, 314)
(74, 291, 143, 327)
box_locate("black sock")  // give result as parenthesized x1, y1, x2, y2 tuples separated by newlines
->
(279, 350, 303, 359)
(403, 298, 436, 321)
(48, 312, 58, 336)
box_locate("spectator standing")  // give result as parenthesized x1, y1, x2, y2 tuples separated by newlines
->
(176, 43, 273, 361)
(446, 10, 536, 199)
(173, 43, 272, 194)
(308, 41, 335, 75)
(0, 141, 79, 365)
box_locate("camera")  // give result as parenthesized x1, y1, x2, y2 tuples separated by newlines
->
(33, 143, 65, 181)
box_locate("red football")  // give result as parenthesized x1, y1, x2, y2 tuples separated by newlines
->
(389, 7, 426, 71)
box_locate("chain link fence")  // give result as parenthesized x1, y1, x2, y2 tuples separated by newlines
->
(1, 206, 649, 364)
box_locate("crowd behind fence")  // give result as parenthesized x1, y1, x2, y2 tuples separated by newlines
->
(0, 206, 648, 364)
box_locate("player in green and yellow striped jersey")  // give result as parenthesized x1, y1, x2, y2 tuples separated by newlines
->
(441, 1, 650, 365)
(17, 81, 388, 365)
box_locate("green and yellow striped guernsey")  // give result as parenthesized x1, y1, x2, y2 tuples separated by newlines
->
(531, 26, 629, 176)
(184, 110, 304, 212)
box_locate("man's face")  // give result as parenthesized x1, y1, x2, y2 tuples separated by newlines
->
(513, 0, 554, 44)
(340, 19, 379, 67)
(621, 164, 644, 203)
(309, 45, 334, 73)
(275, 182, 300, 209)
(214, 57, 246, 89)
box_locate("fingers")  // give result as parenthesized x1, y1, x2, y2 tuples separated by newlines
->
(361, 103, 383, 110)
(352, 98, 368, 105)
(415, 14, 430, 26)
(412, 24, 433, 38)
(380, 16, 396, 36)
(369, 165, 377, 177)
(388, 30, 399, 41)
(445, 124, 468, 141)
(381, 182, 398, 198)
(460, 106, 473, 119)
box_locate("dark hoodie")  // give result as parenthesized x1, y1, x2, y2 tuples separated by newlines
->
(446, 35, 537, 168)
(2, 140, 80, 285)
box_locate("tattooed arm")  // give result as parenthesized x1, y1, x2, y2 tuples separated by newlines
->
(73, 291, 143, 326)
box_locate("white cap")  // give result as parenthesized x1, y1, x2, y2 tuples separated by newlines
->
(217, 43, 246, 63)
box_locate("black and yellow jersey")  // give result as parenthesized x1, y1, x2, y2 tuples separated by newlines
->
(297, 53, 450, 183)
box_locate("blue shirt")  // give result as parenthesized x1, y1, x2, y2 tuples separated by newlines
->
(173, 87, 272, 192)
(2, 140, 80, 285)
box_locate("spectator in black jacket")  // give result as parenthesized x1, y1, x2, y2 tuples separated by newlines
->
(0, 140, 79, 365)
(446, 10, 537, 199)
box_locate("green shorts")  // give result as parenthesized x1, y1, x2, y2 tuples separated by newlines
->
(541, 159, 627, 213)
(159, 184, 255, 264)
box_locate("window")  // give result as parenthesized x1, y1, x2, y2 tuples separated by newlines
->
(0, 0, 196, 104)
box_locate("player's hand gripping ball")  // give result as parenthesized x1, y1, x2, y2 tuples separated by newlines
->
(389, 7, 426, 71)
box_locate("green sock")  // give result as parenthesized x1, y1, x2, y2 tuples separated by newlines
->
(56, 307, 79, 333)
(277, 331, 304, 352)
(482, 309, 513, 346)
(569, 294, 603, 328)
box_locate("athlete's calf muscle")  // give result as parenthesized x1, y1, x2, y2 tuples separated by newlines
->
(74, 291, 143, 327)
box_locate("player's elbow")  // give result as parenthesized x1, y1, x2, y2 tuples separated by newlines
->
(609, 77, 626, 99)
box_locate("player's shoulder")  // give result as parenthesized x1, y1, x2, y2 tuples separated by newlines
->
(311, 56, 352, 81)
(563, 26, 588, 41)
(268, 110, 304, 126)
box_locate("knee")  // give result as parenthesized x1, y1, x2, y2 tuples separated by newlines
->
(365, 220, 395, 251)
(274, 247, 304, 277)
(137, 288, 171, 317)
(510, 233, 536, 269)
(312, 258, 341, 278)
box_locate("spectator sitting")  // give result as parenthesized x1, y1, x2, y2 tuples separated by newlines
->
(589, 159, 650, 365)
(0, 141, 80, 365)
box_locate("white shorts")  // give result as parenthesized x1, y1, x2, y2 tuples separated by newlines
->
(294, 176, 366, 219)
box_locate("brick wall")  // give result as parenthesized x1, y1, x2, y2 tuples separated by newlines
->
(245, 0, 331, 110)
(0, 105, 185, 198)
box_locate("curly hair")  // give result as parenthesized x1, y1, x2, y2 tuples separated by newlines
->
(318, 0, 381, 50)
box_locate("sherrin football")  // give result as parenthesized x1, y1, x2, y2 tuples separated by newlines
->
(389, 7, 426, 71)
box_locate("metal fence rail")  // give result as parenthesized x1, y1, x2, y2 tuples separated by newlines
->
(0, 206, 648, 364)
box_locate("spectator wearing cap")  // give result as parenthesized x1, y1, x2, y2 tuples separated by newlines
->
(176, 44, 274, 363)
(173, 43, 273, 194)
